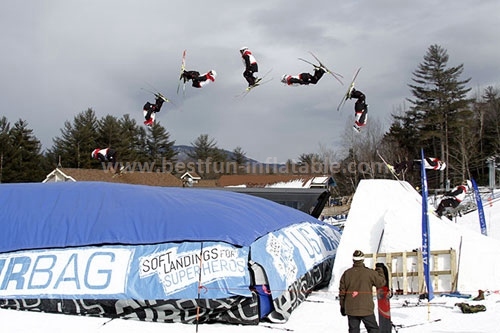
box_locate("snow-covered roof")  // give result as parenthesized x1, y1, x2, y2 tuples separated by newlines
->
(42, 168, 76, 183)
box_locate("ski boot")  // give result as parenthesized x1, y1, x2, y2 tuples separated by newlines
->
(314, 64, 328, 74)
(473, 289, 485, 301)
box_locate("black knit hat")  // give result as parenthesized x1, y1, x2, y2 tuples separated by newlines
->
(353, 250, 365, 261)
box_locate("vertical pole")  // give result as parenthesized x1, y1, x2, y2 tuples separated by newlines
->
(487, 157, 495, 190)
(196, 242, 204, 333)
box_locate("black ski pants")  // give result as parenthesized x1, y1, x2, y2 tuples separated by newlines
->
(347, 314, 379, 333)
(243, 63, 258, 85)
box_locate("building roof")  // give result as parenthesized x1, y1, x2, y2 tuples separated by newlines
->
(217, 174, 334, 188)
(43, 168, 182, 187)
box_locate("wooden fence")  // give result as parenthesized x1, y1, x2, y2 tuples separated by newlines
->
(365, 249, 457, 295)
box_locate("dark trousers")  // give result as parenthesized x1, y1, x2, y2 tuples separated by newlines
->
(436, 198, 460, 216)
(348, 314, 379, 333)
(243, 63, 258, 85)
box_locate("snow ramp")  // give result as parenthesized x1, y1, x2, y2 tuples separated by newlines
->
(330, 179, 500, 294)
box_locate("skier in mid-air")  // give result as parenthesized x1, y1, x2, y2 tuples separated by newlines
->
(281, 66, 326, 86)
(350, 88, 368, 132)
(239, 46, 260, 87)
(435, 180, 471, 219)
(181, 70, 217, 88)
(91, 147, 123, 174)
(422, 157, 446, 170)
(387, 157, 446, 175)
(143, 94, 166, 126)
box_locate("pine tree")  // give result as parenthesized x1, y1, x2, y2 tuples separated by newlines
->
(188, 134, 226, 178)
(118, 114, 149, 164)
(188, 134, 226, 162)
(298, 153, 323, 174)
(0, 117, 12, 183)
(48, 108, 99, 169)
(3, 119, 45, 182)
(480, 87, 500, 153)
(230, 146, 247, 174)
(144, 121, 177, 170)
(97, 115, 121, 148)
(406, 44, 472, 185)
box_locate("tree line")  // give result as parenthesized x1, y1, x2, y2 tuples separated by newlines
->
(1, 44, 499, 195)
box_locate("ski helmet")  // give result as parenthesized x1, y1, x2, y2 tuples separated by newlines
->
(239, 46, 248, 53)
(210, 70, 217, 77)
(281, 74, 288, 84)
(91, 149, 98, 159)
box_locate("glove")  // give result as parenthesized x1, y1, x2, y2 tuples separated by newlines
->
(340, 306, 346, 316)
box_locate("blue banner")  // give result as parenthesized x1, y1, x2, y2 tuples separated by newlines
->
(250, 222, 340, 298)
(471, 178, 487, 236)
(420, 149, 434, 301)
(0, 242, 251, 300)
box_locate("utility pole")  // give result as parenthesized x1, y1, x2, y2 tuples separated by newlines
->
(486, 156, 496, 190)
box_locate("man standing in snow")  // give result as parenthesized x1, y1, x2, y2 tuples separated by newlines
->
(339, 250, 386, 333)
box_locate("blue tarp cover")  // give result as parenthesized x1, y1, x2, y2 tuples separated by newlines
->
(0, 182, 323, 253)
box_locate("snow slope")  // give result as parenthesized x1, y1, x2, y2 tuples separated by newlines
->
(330, 179, 500, 294)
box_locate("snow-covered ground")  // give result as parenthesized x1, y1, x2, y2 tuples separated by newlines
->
(1, 179, 499, 332)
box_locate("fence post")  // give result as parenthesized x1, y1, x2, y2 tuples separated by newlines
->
(402, 251, 408, 295)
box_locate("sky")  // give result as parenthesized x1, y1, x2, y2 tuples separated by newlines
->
(1, 178, 499, 332)
(1, 1, 499, 163)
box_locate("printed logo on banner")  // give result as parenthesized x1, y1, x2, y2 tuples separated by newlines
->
(283, 223, 338, 268)
(253, 222, 340, 292)
(0, 248, 132, 297)
(266, 233, 298, 285)
(139, 243, 247, 295)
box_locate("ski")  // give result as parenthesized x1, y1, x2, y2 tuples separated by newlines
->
(392, 299, 451, 308)
(112, 165, 125, 178)
(392, 318, 441, 332)
(298, 53, 343, 85)
(261, 324, 294, 331)
(376, 150, 401, 181)
(307, 51, 344, 85)
(336, 67, 361, 111)
(141, 88, 175, 106)
(235, 68, 273, 98)
(177, 49, 187, 95)
(155, 92, 170, 103)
